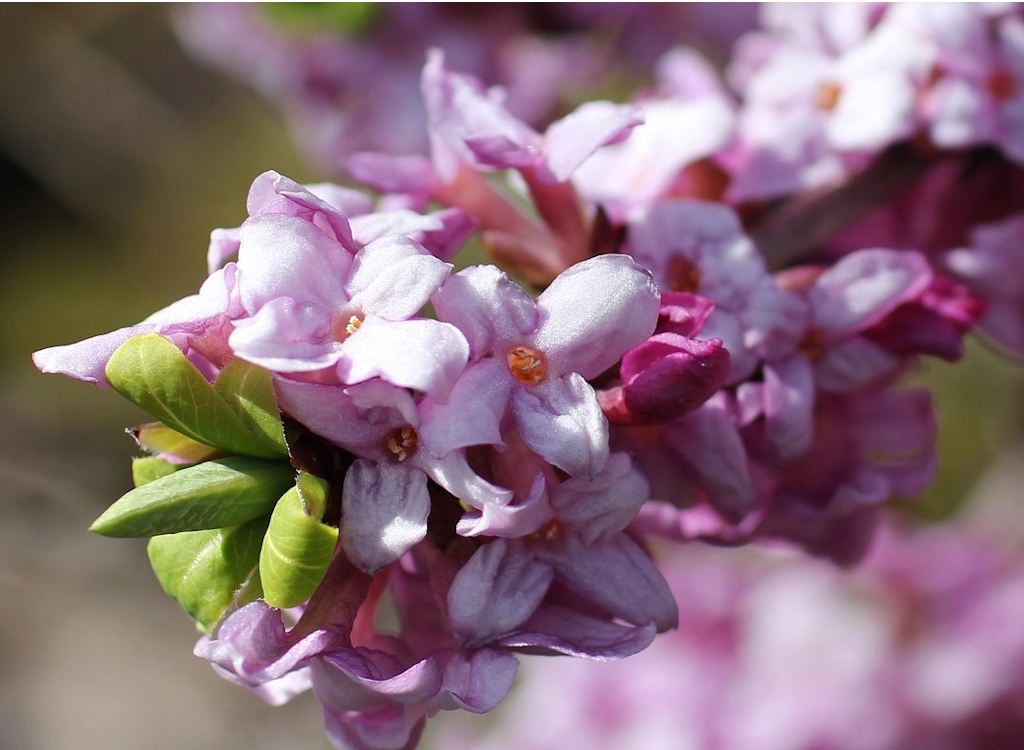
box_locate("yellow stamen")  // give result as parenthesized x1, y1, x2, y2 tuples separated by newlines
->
(330, 313, 363, 341)
(385, 426, 419, 463)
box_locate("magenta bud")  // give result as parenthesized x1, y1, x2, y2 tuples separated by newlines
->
(657, 291, 716, 337)
(618, 333, 730, 423)
(865, 276, 987, 361)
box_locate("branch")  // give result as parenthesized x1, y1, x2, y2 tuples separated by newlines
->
(750, 144, 940, 270)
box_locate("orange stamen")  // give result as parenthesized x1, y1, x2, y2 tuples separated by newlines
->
(799, 328, 827, 361)
(666, 255, 701, 293)
(507, 345, 548, 386)
(815, 81, 842, 111)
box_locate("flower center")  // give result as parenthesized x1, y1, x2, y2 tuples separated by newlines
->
(666, 255, 701, 293)
(507, 345, 548, 386)
(384, 426, 419, 463)
(799, 328, 827, 361)
(815, 81, 842, 111)
(529, 520, 561, 543)
(987, 70, 1017, 102)
(330, 313, 363, 341)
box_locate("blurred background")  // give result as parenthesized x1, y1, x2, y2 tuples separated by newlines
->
(3, 5, 1023, 750)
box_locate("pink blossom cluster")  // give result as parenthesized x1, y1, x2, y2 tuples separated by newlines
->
(32, 4, 1024, 749)
(727, 3, 1024, 200)
(174, 3, 754, 168)
(430, 505, 1024, 750)
(35, 168, 678, 748)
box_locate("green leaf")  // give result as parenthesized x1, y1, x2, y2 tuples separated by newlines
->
(148, 515, 268, 633)
(263, 2, 381, 37)
(134, 422, 224, 464)
(131, 456, 181, 487)
(213, 359, 289, 457)
(91, 456, 294, 538)
(105, 334, 287, 459)
(260, 474, 339, 609)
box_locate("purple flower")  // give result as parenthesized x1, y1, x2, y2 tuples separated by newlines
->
(196, 547, 519, 750)
(756, 386, 938, 565)
(598, 292, 731, 426)
(446, 453, 676, 651)
(421, 48, 643, 186)
(754, 248, 934, 460)
(946, 213, 1024, 354)
(573, 47, 735, 222)
(275, 378, 512, 573)
(726, 4, 932, 200)
(33, 264, 239, 387)
(616, 392, 759, 525)
(425, 254, 660, 479)
(626, 200, 803, 383)
(226, 178, 468, 397)
(431, 501, 1024, 750)
(896, 4, 1024, 164)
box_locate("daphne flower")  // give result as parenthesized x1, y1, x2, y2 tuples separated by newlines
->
(626, 200, 803, 383)
(229, 211, 467, 397)
(424, 254, 660, 479)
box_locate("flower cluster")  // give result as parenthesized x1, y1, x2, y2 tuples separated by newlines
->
(174, 4, 754, 169)
(727, 4, 1024, 200)
(34, 4, 1024, 749)
(35, 168, 677, 747)
(431, 502, 1024, 750)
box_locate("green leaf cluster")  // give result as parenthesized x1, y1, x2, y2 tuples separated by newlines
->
(95, 334, 340, 632)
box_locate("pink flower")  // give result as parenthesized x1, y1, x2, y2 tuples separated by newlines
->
(425, 254, 660, 479)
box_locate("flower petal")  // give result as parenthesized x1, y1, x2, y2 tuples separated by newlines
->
(500, 606, 656, 660)
(447, 539, 554, 647)
(549, 453, 649, 545)
(415, 208, 478, 261)
(764, 355, 815, 460)
(34, 324, 155, 388)
(815, 337, 901, 391)
(229, 298, 340, 372)
(207, 227, 241, 275)
(533, 255, 660, 379)
(323, 704, 425, 750)
(246, 170, 357, 249)
(455, 472, 551, 538)
(436, 649, 519, 714)
(828, 70, 916, 151)
(418, 450, 514, 509)
(345, 152, 437, 197)
(236, 213, 353, 314)
(349, 210, 443, 247)
(345, 236, 452, 321)
(541, 100, 644, 183)
(273, 379, 400, 460)
(542, 533, 678, 632)
(341, 461, 430, 574)
(664, 397, 756, 521)
(422, 48, 542, 181)
(419, 359, 511, 456)
(512, 373, 609, 479)
(809, 249, 934, 335)
(431, 265, 539, 360)
(338, 317, 469, 398)
(194, 601, 338, 699)
(313, 651, 443, 711)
